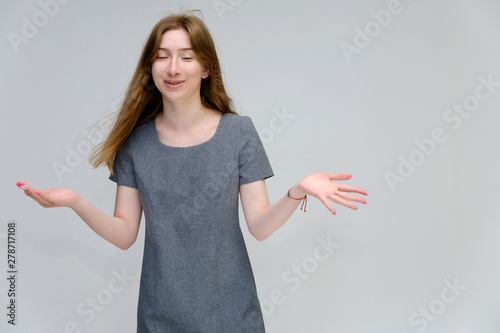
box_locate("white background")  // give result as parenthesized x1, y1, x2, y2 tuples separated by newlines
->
(1, 0, 500, 332)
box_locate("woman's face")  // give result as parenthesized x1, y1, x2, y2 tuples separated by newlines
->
(151, 29, 209, 105)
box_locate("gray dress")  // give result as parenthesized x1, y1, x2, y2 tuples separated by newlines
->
(109, 113, 274, 332)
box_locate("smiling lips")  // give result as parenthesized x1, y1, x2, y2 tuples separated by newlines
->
(165, 80, 184, 88)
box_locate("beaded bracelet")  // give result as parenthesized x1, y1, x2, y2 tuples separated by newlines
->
(287, 188, 307, 212)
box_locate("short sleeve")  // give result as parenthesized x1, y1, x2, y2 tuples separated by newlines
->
(239, 116, 274, 184)
(109, 139, 137, 189)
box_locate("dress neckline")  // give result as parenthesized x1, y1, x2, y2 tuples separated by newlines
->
(151, 112, 226, 149)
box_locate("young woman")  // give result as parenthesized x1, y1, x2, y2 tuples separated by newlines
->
(17, 11, 367, 333)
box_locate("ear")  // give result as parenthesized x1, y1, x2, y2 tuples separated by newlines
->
(202, 67, 210, 79)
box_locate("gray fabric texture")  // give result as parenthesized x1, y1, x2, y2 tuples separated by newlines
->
(109, 113, 274, 332)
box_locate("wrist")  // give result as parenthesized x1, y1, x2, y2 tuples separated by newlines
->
(70, 195, 85, 211)
(288, 184, 306, 199)
(287, 185, 308, 212)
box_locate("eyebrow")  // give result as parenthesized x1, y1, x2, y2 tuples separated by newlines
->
(158, 48, 193, 51)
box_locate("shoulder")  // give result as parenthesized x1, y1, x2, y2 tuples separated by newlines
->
(220, 113, 264, 153)
(221, 113, 256, 132)
(119, 118, 154, 152)
(132, 118, 154, 138)
(219, 113, 261, 145)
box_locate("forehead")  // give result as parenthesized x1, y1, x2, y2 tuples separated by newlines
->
(159, 29, 192, 49)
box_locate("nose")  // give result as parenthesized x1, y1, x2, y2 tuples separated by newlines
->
(167, 57, 180, 77)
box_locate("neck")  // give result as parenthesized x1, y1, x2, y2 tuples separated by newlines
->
(158, 98, 205, 130)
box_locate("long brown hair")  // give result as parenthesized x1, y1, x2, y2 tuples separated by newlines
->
(90, 10, 236, 174)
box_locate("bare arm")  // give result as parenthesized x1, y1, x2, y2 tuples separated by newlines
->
(17, 181, 142, 250)
(240, 173, 368, 241)
(240, 180, 300, 241)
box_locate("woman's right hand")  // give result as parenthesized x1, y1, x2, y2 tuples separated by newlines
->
(16, 181, 81, 209)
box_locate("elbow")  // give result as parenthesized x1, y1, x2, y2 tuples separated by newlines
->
(116, 238, 136, 251)
(250, 230, 270, 242)
(113, 222, 139, 250)
(118, 243, 132, 251)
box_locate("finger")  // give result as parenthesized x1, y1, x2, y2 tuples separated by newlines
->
(33, 190, 49, 205)
(319, 197, 337, 216)
(17, 181, 35, 192)
(16, 181, 28, 192)
(326, 173, 352, 181)
(20, 184, 38, 196)
(328, 194, 358, 211)
(336, 192, 367, 205)
(19, 183, 35, 196)
(36, 190, 59, 208)
(19, 184, 46, 205)
(337, 184, 368, 196)
(25, 186, 58, 208)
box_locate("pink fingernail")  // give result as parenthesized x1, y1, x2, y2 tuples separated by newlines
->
(16, 182, 21, 187)
(24, 192, 28, 196)
(349, 175, 352, 179)
(35, 192, 40, 195)
(363, 202, 367, 205)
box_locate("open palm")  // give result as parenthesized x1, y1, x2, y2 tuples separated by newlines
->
(17, 181, 80, 208)
(297, 172, 367, 215)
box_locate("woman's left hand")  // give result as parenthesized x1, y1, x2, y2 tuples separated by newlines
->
(293, 172, 368, 215)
